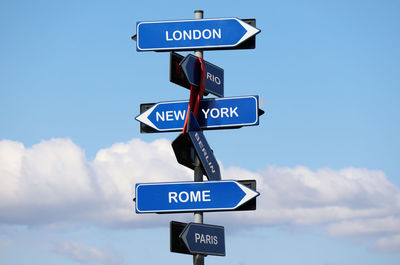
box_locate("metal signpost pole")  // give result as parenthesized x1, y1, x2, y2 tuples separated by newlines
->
(193, 9, 205, 265)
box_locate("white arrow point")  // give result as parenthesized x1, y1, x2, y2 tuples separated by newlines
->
(236, 182, 260, 208)
(135, 104, 158, 130)
(236, 18, 261, 45)
(180, 225, 190, 249)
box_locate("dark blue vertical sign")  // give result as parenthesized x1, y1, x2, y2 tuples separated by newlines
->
(180, 54, 224, 97)
(187, 111, 221, 181)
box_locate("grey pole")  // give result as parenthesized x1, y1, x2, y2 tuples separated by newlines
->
(193, 9, 204, 265)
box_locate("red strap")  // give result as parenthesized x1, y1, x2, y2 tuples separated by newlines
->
(193, 57, 206, 117)
(182, 56, 206, 133)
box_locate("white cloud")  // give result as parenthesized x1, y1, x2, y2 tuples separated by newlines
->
(247, 166, 400, 226)
(326, 217, 400, 236)
(0, 138, 96, 224)
(0, 138, 191, 227)
(1, 137, 400, 252)
(54, 241, 122, 265)
(373, 234, 400, 253)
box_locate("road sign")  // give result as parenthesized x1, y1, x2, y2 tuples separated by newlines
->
(135, 180, 260, 213)
(187, 111, 221, 181)
(172, 111, 221, 181)
(136, 18, 260, 51)
(136, 96, 261, 132)
(180, 54, 224, 97)
(180, 223, 225, 256)
(133, 19, 258, 51)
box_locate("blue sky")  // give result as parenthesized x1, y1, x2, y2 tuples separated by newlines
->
(1, 0, 400, 265)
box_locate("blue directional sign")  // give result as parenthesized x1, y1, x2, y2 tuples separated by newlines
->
(135, 180, 260, 213)
(180, 54, 224, 97)
(136, 96, 260, 132)
(187, 111, 221, 181)
(136, 18, 260, 51)
(180, 223, 225, 256)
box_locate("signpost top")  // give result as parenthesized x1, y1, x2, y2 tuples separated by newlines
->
(136, 17, 260, 51)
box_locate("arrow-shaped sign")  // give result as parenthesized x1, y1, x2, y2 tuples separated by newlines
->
(136, 18, 260, 51)
(180, 223, 225, 256)
(180, 54, 224, 97)
(135, 180, 260, 213)
(171, 111, 221, 181)
(187, 111, 221, 181)
(136, 96, 261, 132)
